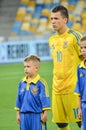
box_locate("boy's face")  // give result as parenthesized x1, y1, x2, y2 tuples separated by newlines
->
(80, 41, 86, 58)
(24, 61, 38, 77)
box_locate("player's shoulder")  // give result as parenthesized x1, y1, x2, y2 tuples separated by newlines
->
(18, 78, 26, 88)
(68, 29, 82, 39)
(39, 77, 49, 96)
(49, 33, 57, 41)
(77, 63, 83, 72)
(39, 77, 48, 87)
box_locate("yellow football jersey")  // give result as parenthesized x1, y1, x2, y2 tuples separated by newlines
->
(49, 28, 82, 94)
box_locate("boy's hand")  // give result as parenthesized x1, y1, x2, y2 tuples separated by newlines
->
(78, 108, 82, 119)
(16, 111, 20, 124)
(41, 110, 48, 123)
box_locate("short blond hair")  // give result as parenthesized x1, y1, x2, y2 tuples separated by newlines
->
(24, 55, 40, 66)
(80, 35, 86, 42)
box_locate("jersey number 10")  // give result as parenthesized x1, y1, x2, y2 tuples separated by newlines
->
(57, 51, 62, 62)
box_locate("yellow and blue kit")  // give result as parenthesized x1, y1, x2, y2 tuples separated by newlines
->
(15, 74, 51, 130)
(75, 60, 86, 130)
(49, 28, 82, 94)
(49, 28, 82, 123)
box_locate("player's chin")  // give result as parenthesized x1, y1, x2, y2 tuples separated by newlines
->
(52, 25, 57, 30)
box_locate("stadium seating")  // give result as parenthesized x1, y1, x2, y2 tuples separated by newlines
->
(1, 0, 86, 37)
(0, 0, 20, 37)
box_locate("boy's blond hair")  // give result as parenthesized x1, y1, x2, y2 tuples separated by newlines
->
(24, 55, 40, 66)
(80, 35, 86, 42)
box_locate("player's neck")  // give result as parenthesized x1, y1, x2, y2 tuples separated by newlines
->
(27, 74, 37, 82)
(58, 26, 68, 35)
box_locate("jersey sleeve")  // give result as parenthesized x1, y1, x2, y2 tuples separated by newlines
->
(15, 81, 23, 111)
(39, 79, 51, 110)
(48, 36, 54, 57)
(74, 66, 80, 95)
(73, 31, 82, 56)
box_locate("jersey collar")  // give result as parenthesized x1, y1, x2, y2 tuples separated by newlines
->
(57, 28, 69, 37)
(80, 58, 86, 68)
(22, 74, 40, 84)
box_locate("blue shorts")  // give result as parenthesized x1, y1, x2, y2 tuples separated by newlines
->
(20, 112, 47, 130)
(82, 103, 86, 130)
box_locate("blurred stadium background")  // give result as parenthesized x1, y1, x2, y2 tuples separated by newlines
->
(0, 0, 86, 37)
(0, 0, 86, 64)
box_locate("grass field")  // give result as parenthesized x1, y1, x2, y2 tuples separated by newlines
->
(0, 61, 80, 130)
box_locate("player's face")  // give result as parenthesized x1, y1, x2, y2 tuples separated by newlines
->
(24, 61, 38, 77)
(80, 41, 86, 58)
(50, 12, 67, 32)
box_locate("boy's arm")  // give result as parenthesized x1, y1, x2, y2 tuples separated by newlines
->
(41, 110, 48, 123)
(78, 96, 82, 119)
(16, 110, 20, 124)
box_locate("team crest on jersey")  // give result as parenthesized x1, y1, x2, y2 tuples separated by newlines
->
(63, 41, 68, 48)
(51, 44, 55, 50)
(32, 86, 38, 94)
(21, 88, 25, 92)
(80, 72, 83, 77)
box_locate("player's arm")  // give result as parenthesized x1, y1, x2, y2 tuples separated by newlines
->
(74, 66, 82, 119)
(15, 81, 22, 123)
(40, 79, 51, 123)
(41, 110, 48, 123)
(73, 31, 83, 60)
(15, 81, 23, 111)
(78, 96, 82, 119)
(16, 110, 20, 124)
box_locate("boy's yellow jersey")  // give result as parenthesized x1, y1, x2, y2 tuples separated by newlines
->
(49, 28, 82, 94)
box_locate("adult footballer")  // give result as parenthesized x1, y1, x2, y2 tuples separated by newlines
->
(49, 5, 82, 130)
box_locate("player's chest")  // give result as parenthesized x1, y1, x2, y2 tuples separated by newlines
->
(51, 39, 74, 54)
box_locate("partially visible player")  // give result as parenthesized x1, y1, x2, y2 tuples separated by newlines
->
(49, 5, 82, 130)
(75, 36, 86, 130)
(15, 55, 51, 130)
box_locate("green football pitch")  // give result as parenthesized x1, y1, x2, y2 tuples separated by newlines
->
(0, 61, 80, 130)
